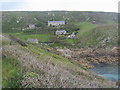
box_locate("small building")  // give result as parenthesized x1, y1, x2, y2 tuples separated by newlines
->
(67, 32, 75, 39)
(55, 30, 67, 35)
(27, 39, 38, 43)
(28, 24, 36, 29)
(16, 20, 20, 23)
(22, 28, 25, 31)
(48, 21, 65, 26)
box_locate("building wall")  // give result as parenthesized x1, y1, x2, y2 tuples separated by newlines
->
(28, 24, 35, 29)
(27, 39, 38, 43)
(48, 21, 65, 26)
(55, 30, 66, 35)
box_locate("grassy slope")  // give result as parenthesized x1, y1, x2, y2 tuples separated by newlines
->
(2, 57, 22, 88)
(2, 11, 117, 33)
(75, 22, 97, 30)
(0, 59, 1, 89)
(3, 21, 118, 49)
(74, 22, 97, 47)
(14, 34, 52, 43)
(63, 39, 75, 44)
(2, 35, 117, 88)
(4, 33, 53, 43)
(75, 23, 118, 48)
(3, 20, 118, 49)
(0, 36, 1, 89)
(2, 11, 118, 48)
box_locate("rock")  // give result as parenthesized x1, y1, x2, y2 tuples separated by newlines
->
(112, 47, 119, 52)
(64, 55, 71, 59)
(9, 35, 27, 47)
(116, 80, 120, 87)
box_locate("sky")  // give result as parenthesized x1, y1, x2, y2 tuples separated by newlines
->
(0, 0, 119, 12)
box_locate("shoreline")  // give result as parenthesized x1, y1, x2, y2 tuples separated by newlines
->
(54, 47, 119, 69)
(88, 62, 118, 81)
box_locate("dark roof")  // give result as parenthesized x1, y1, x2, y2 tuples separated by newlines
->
(27, 39, 38, 42)
(48, 21, 65, 23)
(56, 30, 66, 32)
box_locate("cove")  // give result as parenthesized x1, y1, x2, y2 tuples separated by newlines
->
(88, 63, 118, 82)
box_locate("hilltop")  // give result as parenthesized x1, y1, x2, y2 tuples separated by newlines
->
(2, 11, 117, 33)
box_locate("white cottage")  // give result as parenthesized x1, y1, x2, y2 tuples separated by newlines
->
(27, 39, 38, 43)
(67, 32, 75, 39)
(48, 21, 65, 26)
(55, 30, 67, 35)
(28, 24, 36, 29)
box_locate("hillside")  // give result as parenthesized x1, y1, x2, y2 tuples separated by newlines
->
(2, 11, 117, 33)
(2, 35, 117, 88)
(1, 11, 119, 89)
(2, 11, 118, 49)
(75, 24, 118, 48)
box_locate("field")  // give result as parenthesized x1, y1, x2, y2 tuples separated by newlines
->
(4, 33, 53, 43)
(16, 34, 52, 43)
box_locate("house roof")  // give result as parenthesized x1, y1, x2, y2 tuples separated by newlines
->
(27, 39, 38, 42)
(29, 24, 35, 26)
(56, 30, 66, 32)
(48, 21, 65, 23)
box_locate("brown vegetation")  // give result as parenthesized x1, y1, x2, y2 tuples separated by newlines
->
(55, 47, 118, 68)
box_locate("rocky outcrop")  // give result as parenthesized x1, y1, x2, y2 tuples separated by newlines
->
(56, 47, 118, 68)
(8, 35, 27, 47)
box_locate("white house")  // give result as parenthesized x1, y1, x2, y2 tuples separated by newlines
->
(28, 24, 36, 29)
(55, 30, 67, 35)
(67, 32, 75, 39)
(27, 39, 38, 43)
(48, 21, 65, 26)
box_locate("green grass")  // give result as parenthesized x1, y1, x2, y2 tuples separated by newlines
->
(75, 22, 97, 31)
(19, 43, 85, 69)
(2, 56, 22, 88)
(74, 22, 98, 47)
(29, 44, 87, 70)
(23, 72, 38, 78)
(0, 59, 2, 89)
(75, 24, 118, 47)
(4, 33, 53, 43)
(3, 33, 22, 36)
(48, 43, 63, 47)
(16, 34, 52, 42)
(48, 22, 96, 47)
(62, 38, 75, 44)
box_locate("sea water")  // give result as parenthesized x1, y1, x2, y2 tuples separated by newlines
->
(89, 63, 118, 82)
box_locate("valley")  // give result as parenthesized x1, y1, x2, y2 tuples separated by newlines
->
(1, 11, 119, 88)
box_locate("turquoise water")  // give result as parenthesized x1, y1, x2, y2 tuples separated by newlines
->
(89, 63, 118, 82)
(98, 74, 118, 81)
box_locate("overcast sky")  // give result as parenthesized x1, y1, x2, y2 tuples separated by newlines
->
(0, 0, 119, 12)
